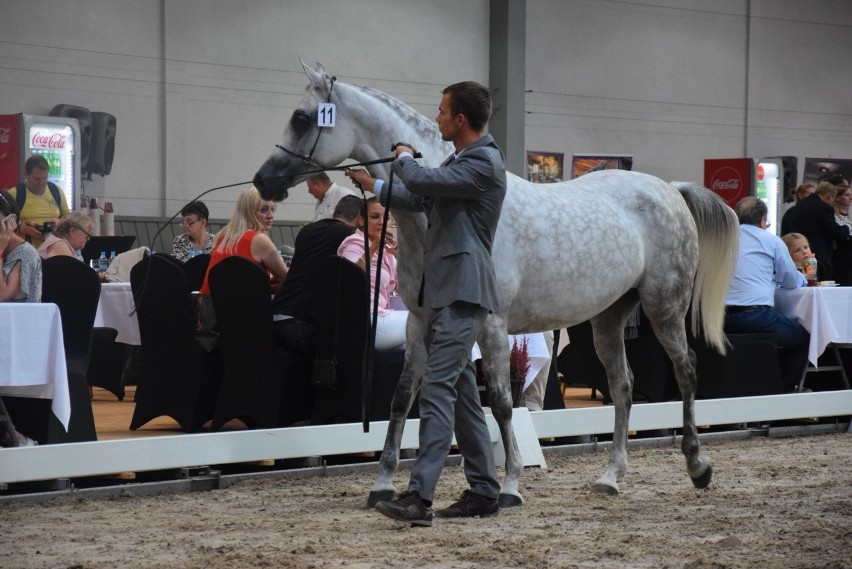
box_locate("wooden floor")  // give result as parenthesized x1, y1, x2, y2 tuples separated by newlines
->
(91, 386, 606, 442)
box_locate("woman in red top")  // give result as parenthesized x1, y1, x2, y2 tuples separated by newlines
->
(199, 186, 288, 294)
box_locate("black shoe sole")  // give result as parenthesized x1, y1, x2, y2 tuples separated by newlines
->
(375, 504, 433, 527)
(435, 509, 500, 519)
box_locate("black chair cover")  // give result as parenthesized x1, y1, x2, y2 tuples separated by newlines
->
(129, 254, 221, 431)
(310, 256, 414, 425)
(87, 327, 126, 400)
(691, 332, 785, 398)
(182, 253, 211, 292)
(208, 256, 313, 429)
(41, 255, 100, 442)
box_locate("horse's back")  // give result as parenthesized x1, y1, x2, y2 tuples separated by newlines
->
(495, 169, 697, 332)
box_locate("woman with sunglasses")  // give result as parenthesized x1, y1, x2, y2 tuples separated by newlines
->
(36, 211, 94, 262)
(199, 187, 288, 294)
(172, 201, 216, 262)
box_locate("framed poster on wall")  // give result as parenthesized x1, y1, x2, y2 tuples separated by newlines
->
(526, 151, 564, 183)
(802, 157, 852, 187)
(571, 154, 633, 179)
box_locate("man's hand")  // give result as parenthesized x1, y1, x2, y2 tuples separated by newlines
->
(392, 144, 415, 158)
(345, 168, 377, 192)
(17, 223, 41, 239)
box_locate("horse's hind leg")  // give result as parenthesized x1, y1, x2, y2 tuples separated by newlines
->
(367, 327, 426, 507)
(643, 306, 712, 490)
(589, 293, 640, 496)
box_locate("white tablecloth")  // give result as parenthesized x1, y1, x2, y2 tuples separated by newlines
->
(775, 286, 852, 366)
(0, 303, 70, 430)
(94, 282, 140, 345)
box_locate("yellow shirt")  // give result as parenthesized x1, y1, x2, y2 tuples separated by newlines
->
(7, 184, 70, 248)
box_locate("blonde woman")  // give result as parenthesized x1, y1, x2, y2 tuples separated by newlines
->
(199, 187, 288, 294)
(36, 211, 93, 262)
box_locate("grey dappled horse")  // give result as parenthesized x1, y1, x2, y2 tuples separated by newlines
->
(253, 62, 739, 507)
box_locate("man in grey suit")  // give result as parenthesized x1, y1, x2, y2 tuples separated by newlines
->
(346, 81, 506, 527)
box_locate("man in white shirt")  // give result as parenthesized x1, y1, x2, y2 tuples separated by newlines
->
(307, 173, 355, 220)
(725, 196, 809, 392)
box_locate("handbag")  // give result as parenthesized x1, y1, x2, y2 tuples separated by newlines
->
(193, 293, 220, 352)
(311, 357, 338, 390)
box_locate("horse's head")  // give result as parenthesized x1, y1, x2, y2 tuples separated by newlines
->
(253, 61, 357, 202)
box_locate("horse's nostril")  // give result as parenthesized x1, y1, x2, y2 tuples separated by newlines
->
(252, 172, 265, 191)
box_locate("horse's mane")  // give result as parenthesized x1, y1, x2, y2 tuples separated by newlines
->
(351, 84, 447, 155)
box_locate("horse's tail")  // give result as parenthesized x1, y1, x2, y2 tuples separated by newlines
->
(673, 182, 739, 354)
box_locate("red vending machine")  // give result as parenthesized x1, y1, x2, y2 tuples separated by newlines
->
(0, 114, 81, 211)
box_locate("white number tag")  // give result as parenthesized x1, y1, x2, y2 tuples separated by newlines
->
(317, 103, 336, 127)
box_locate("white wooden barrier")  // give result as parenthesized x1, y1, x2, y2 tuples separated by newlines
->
(1, 391, 849, 485)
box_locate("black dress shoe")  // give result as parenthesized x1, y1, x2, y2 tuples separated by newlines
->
(436, 490, 499, 519)
(375, 490, 433, 527)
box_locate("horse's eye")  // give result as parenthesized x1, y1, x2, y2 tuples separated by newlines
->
(289, 110, 311, 135)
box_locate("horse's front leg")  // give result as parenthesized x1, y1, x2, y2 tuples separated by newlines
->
(367, 326, 426, 508)
(589, 314, 634, 496)
(480, 320, 523, 507)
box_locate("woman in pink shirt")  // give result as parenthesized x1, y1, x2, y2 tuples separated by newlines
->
(337, 197, 406, 350)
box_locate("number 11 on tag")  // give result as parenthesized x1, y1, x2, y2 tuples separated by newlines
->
(318, 103, 336, 127)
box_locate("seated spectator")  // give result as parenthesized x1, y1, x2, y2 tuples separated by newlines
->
(199, 187, 288, 294)
(0, 190, 42, 302)
(337, 197, 406, 350)
(781, 232, 815, 276)
(789, 181, 851, 281)
(307, 172, 356, 221)
(780, 183, 814, 235)
(271, 195, 361, 356)
(36, 212, 93, 262)
(172, 201, 215, 262)
(725, 197, 809, 392)
(833, 184, 852, 285)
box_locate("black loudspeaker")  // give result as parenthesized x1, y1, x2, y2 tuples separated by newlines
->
(88, 111, 116, 176)
(49, 104, 91, 173)
(769, 156, 798, 201)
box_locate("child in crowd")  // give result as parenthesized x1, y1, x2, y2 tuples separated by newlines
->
(782, 232, 816, 281)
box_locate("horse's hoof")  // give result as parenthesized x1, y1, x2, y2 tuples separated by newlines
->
(366, 489, 396, 509)
(691, 464, 713, 489)
(498, 493, 523, 508)
(590, 483, 619, 496)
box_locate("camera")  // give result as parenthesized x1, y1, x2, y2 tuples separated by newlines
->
(34, 221, 55, 235)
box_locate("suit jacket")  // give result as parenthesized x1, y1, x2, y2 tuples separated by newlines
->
(789, 193, 850, 264)
(386, 134, 507, 312)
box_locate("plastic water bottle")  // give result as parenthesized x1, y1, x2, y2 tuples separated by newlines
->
(109, 251, 116, 266)
(97, 251, 109, 273)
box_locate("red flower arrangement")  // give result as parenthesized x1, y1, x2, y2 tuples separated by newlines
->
(509, 337, 530, 407)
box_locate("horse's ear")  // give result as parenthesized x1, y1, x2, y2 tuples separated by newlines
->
(301, 59, 328, 92)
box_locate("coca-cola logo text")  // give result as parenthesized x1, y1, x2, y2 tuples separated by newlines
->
(0, 127, 10, 144)
(708, 166, 744, 194)
(31, 131, 66, 149)
(711, 179, 740, 190)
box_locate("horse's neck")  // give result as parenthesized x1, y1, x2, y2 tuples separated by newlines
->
(343, 84, 449, 303)
(345, 84, 451, 177)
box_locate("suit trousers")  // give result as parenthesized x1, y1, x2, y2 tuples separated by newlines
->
(408, 301, 501, 502)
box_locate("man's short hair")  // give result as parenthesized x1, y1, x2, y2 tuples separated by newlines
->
(814, 181, 837, 199)
(180, 200, 209, 220)
(442, 81, 492, 132)
(24, 154, 49, 174)
(309, 172, 331, 185)
(735, 196, 768, 226)
(333, 194, 363, 222)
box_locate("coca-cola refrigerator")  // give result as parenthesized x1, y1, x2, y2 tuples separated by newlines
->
(0, 114, 81, 211)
